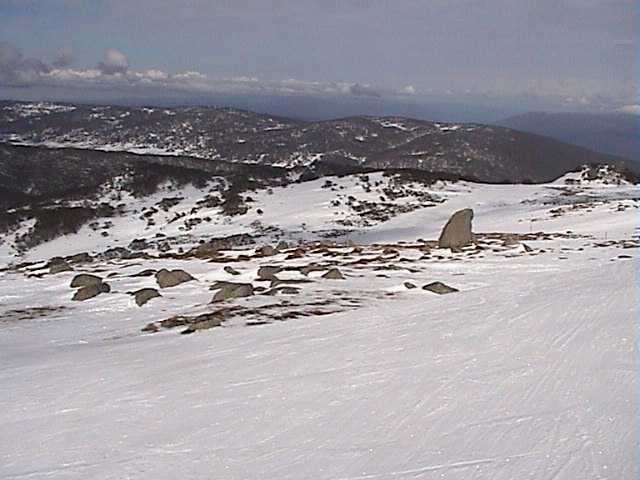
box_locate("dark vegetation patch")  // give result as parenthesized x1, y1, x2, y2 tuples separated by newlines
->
(0, 305, 66, 324)
(15, 203, 117, 251)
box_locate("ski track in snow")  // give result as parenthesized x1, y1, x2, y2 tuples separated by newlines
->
(0, 174, 637, 479)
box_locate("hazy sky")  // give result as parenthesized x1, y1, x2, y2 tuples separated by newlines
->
(0, 0, 637, 112)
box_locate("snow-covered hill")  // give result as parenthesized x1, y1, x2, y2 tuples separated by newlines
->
(1, 101, 631, 182)
(0, 171, 637, 479)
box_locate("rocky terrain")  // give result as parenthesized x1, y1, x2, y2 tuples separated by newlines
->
(1, 165, 637, 479)
(0, 101, 637, 480)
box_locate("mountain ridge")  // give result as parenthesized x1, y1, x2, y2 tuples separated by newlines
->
(1, 100, 633, 185)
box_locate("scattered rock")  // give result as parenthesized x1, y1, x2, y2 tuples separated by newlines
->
(438, 208, 474, 249)
(180, 313, 225, 334)
(270, 278, 313, 288)
(47, 256, 65, 266)
(276, 240, 290, 250)
(209, 280, 241, 290)
(66, 252, 93, 264)
(155, 269, 195, 288)
(285, 248, 306, 259)
(130, 269, 156, 277)
(133, 288, 161, 307)
(224, 266, 241, 276)
(503, 235, 520, 247)
(322, 268, 345, 280)
(129, 238, 149, 251)
(422, 282, 458, 295)
(189, 244, 220, 259)
(50, 261, 73, 274)
(72, 282, 110, 301)
(141, 323, 159, 333)
(257, 245, 277, 257)
(404, 282, 417, 289)
(211, 282, 254, 302)
(160, 316, 189, 329)
(257, 265, 282, 280)
(100, 247, 132, 261)
(70, 274, 103, 288)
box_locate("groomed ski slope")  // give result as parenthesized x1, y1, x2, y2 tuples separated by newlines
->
(0, 176, 637, 479)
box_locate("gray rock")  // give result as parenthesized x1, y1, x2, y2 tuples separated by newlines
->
(269, 278, 313, 288)
(72, 282, 110, 301)
(264, 286, 300, 296)
(66, 252, 92, 264)
(422, 281, 458, 294)
(47, 256, 66, 267)
(404, 282, 417, 289)
(129, 238, 149, 251)
(133, 288, 161, 306)
(257, 245, 277, 257)
(276, 240, 290, 250)
(180, 313, 224, 334)
(257, 265, 282, 280)
(209, 280, 240, 290)
(224, 266, 241, 276)
(130, 269, 156, 277)
(322, 268, 345, 280)
(100, 247, 131, 260)
(50, 261, 73, 274)
(70, 274, 103, 288)
(438, 208, 474, 249)
(211, 282, 254, 302)
(155, 269, 195, 288)
(503, 234, 520, 247)
(141, 323, 159, 333)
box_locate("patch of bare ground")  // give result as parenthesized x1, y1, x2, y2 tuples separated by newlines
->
(1, 306, 66, 324)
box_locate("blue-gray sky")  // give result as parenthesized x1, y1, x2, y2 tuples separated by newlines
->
(0, 0, 637, 113)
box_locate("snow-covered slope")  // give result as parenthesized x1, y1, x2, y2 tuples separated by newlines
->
(0, 173, 637, 479)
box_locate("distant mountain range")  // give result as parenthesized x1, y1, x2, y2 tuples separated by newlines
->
(0, 101, 631, 190)
(498, 112, 639, 163)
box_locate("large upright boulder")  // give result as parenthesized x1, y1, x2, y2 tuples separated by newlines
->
(438, 209, 474, 249)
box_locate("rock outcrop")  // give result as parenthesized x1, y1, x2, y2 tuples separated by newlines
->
(49, 260, 73, 274)
(211, 282, 254, 302)
(438, 209, 474, 249)
(155, 269, 195, 288)
(73, 282, 111, 301)
(322, 268, 345, 280)
(70, 274, 103, 288)
(422, 282, 458, 294)
(133, 288, 161, 306)
(257, 266, 282, 280)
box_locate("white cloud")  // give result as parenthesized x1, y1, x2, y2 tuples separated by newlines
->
(1, 42, 633, 111)
(172, 70, 207, 82)
(97, 49, 129, 75)
(400, 85, 416, 95)
(617, 104, 640, 114)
